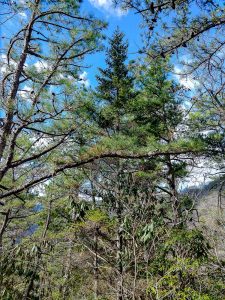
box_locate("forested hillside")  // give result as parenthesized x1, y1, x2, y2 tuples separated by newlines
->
(0, 0, 224, 299)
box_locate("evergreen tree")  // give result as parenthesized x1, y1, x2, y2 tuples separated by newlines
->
(95, 29, 137, 299)
(96, 29, 135, 133)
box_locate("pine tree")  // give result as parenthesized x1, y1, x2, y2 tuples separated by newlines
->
(96, 29, 135, 133)
(95, 29, 136, 299)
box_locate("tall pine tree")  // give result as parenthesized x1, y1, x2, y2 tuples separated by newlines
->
(96, 29, 135, 133)
(95, 29, 136, 299)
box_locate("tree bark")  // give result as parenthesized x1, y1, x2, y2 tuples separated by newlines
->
(0, 209, 10, 255)
(94, 227, 99, 299)
(116, 200, 124, 300)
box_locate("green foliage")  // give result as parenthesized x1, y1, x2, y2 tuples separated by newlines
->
(1, 6, 224, 298)
(95, 29, 136, 133)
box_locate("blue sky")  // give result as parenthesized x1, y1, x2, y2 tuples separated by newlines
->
(80, 0, 143, 87)
(0, 0, 197, 90)
(80, 1, 198, 90)
(0, 0, 142, 88)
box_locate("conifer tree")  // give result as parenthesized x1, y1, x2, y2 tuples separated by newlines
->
(96, 28, 135, 133)
(95, 29, 136, 299)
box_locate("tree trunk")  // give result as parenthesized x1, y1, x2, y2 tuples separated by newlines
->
(116, 200, 124, 300)
(167, 155, 179, 225)
(61, 196, 76, 299)
(0, 209, 10, 255)
(94, 227, 99, 299)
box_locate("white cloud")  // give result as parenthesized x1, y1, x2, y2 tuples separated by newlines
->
(0, 53, 17, 75)
(57, 71, 90, 87)
(0, 54, 7, 60)
(58, 73, 74, 81)
(34, 60, 49, 72)
(18, 11, 27, 19)
(0, 54, 7, 73)
(89, 0, 126, 17)
(79, 71, 90, 87)
(174, 66, 199, 90)
(18, 85, 33, 99)
(179, 158, 222, 190)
